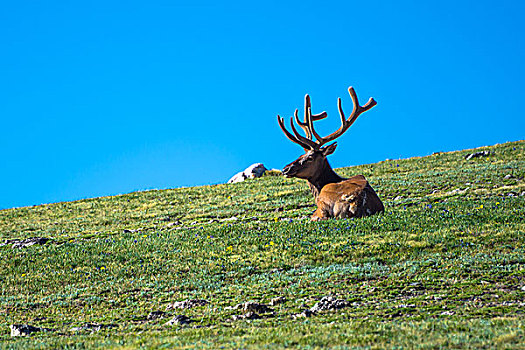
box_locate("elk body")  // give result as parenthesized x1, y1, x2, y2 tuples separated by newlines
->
(277, 87, 384, 221)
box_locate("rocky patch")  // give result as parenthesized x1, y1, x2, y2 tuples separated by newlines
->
(228, 301, 273, 314)
(166, 299, 209, 310)
(147, 311, 168, 320)
(293, 309, 315, 319)
(1, 237, 52, 249)
(310, 296, 349, 313)
(269, 296, 286, 306)
(227, 301, 274, 321)
(465, 151, 491, 160)
(10, 324, 53, 337)
(69, 323, 116, 333)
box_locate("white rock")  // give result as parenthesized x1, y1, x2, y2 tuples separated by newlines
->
(10, 324, 45, 337)
(244, 163, 267, 178)
(227, 163, 267, 184)
(227, 171, 247, 184)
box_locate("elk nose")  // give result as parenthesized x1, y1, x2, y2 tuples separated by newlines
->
(282, 163, 296, 177)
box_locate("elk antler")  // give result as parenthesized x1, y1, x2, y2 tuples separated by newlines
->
(277, 86, 377, 150)
(277, 94, 327, 150)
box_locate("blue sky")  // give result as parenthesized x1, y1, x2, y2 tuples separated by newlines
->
(1, 0, 524, 209)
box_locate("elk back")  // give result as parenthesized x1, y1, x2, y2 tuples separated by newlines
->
(312, 175, 384, 220)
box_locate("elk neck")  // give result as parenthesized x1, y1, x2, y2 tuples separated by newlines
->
(307, 160, 344, 200)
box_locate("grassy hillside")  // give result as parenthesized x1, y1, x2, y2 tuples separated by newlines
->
(1, 140, 524, 349)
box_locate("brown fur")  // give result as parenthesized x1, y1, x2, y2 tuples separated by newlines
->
(282, 148, 384, 221)
(311, 175, 384, 221)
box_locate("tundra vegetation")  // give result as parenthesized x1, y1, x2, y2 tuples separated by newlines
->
(1, 140, 524, 349)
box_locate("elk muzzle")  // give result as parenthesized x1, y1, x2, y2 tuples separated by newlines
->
(282, 162, 299, 178)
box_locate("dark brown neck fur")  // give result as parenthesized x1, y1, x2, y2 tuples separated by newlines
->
(307, 160, 344, 200)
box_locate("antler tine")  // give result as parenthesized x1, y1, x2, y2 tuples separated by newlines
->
(314, 86, 377, 146)
(307, 105, 325, 145)
(277, 115, 315, 150)
(294, 95, 328, 140)
(290, 117, 318, 149)
(278, 87, 375, 151)
(294, 109, 311, 139)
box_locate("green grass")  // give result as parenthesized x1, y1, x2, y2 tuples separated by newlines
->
(1, 140, 524, 349)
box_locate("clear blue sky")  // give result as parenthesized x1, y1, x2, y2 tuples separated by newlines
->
(1, 0, 524, 209)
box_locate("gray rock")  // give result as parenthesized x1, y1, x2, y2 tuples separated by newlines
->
(167, 299, 208, 310)
(293, 309, 315, 319)
(69, 323, 116, 333)
(220, 216, 238, 222)
(10, 324, 50, 337)
(165, 315, 192, 326)
(147, 311, 167, 320)
(227, 163, 268, 184)
(309, 296, 349, 313)
(1, 237, 52, 249)
(465, 151, 491, 160)
(269, 296, 286, 306)
(244, 301, 273, 313)
(228, 301, 273, 314)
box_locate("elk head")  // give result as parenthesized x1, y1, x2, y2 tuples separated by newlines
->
(277, 87, 377, 185)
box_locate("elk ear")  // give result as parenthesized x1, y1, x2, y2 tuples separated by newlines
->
(322, 142, 337, 156)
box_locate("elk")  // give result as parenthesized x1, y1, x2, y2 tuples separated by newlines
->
(277, 86, 384, 221)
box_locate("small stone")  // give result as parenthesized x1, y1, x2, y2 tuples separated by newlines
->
(440, 311, 455, 316)
(464, 151, 491, 161)
(165, 315, 192, 326)
(69, 323, 115, 333)
(269, 296, 286, 306)
(227, 301, 273, 314)
(10, 324, 49, 337)
(293, 309, 315, 319)
(167, 299, 208, 310)
(220, 217, 238, 222)
(242, 302, 273, 314)
(310, 296, 349, 313)
(147, 311, 167, 320)
(9, 237, 52, 249)
(504, 174, 513, 180)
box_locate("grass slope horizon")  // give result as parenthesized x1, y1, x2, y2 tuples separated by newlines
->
(3, 141, 519, 212)
(1, 140, 524, 349)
